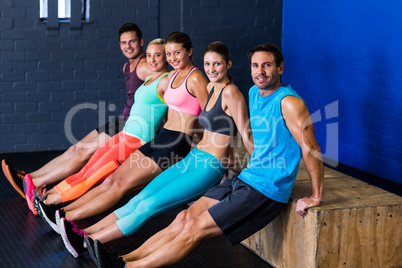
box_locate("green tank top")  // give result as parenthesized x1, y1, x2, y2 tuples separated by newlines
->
(123, 73, 168, 142)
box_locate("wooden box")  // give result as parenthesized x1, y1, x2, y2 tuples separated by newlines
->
(228, 140, 402, 267)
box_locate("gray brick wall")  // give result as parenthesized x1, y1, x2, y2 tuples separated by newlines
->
(0, 0, 282, 153)
(180, 0, 282, 103)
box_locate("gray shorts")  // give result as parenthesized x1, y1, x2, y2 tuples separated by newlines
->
(204, 175, 286, 245)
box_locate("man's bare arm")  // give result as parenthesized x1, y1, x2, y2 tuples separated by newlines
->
(281, 96, 324, 218)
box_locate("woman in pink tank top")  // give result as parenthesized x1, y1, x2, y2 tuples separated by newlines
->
(162, 31, 209, 136)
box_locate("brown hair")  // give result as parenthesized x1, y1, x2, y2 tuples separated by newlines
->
(118, 22, 142, 40)
(204, 41, 233, 83)
(166, 32, 193, 60)
(248, 44, 283, 67)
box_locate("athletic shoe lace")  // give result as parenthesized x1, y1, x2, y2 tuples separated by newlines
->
(69, 220, 88, 237)
(34, 186, 48, 201)
(10, 166, 25, 179)
(15, 169, 26, 176)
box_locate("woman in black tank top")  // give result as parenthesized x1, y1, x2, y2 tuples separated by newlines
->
(196, 41, 254, 163)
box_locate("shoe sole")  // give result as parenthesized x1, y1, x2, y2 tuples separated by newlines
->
(55, 210, 67, 232)
(86, 237, 100, 268)
(55, 210, 62, 227)
(34, 198, 60, 234)
(57, 212, 65, 236)
(23, 176, 38, 215)
(2, 160, 26, 199)
(60, 218, 80, 258)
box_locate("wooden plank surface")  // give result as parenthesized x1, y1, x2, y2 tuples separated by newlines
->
(315, 204, 402, 267)
(291, 177, 402, 210)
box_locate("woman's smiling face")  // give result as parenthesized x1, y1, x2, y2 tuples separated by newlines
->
(165, 42, 192, 70)
(146, 44, 166, 72)
(204, 51, 230, 83)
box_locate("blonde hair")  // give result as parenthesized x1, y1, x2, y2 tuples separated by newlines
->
(148, 38, 165, 46)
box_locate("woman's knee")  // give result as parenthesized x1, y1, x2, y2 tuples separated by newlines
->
(102, 174, 120, 189)
(109, 175, 130, 195)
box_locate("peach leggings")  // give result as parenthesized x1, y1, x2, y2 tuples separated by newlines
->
(54, 131, 144, 202)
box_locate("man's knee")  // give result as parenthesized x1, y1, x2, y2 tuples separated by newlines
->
(171, 210, 190, 230)
(69, 130, 107, 158)
(66, 144, 94, 162)
(65, 144, 79, 158)
(182, 209, 222, 243)
(180, 217, 205, 243)
(165, 210, 197, 240)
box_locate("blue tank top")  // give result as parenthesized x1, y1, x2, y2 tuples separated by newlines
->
(123, 73, 168, 142)
(238, 85, 302, 203)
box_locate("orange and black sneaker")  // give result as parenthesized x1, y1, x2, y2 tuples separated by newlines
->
(1, 159, 26, 199)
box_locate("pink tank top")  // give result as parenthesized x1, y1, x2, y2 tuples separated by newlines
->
(164, 67, 201, 115)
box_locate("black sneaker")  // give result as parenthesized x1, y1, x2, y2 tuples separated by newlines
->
(94, 239, 125, 268)
(33, 193, 61, 234)
(60, 218, 88, 258)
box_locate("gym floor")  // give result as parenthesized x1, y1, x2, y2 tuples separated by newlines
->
(0, 151, 273, 268)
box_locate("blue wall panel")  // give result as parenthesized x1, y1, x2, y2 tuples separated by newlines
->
(282, 0, 402, 183)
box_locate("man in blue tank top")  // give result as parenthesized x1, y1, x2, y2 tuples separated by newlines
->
(2, 23, 153, 200)
(96, 44, 325, 267)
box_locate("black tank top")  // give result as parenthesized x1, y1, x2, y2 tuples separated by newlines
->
(199, 86, 237, 136)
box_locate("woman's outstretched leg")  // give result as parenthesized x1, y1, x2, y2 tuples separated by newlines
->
(43, 132, 142, 206)
(85, 212, 120, 235)
(30, 131, 110, 188)
(86, 213, 125, 244)
(62, 151, 162, 221)
(2, 130, 109, 200)
(62, 182, 111, 217)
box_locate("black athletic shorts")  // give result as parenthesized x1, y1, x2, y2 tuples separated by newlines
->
(95, 116, 126, 136)
(204, 175, 286, 245)
(138, 128, 192, 171)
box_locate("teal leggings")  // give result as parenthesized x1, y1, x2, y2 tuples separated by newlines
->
(114, 147, 226, 236)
